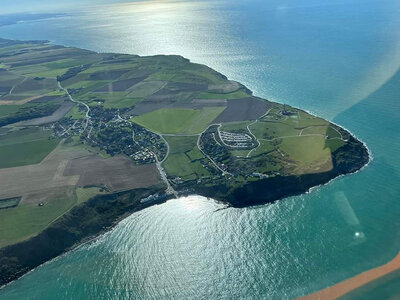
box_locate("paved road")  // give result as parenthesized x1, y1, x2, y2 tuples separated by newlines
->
(196, 126, 231, 176)
(132, 129, 177, 197)
(58, 81, 91, 131)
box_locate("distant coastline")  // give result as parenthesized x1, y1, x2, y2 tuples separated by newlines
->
(0, 13, 67, 27)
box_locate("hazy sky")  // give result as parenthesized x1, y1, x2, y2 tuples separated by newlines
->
(1, 0, 149, 14)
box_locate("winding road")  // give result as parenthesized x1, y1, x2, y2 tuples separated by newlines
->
(58, 81, 91, 131)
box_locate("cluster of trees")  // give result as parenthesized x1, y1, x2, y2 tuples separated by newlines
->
(56, 64, 91, 82)
(0, 103, 60, 127)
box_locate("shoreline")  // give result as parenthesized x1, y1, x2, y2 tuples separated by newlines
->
(0, 148, 368, 289)
(299, 252, 400, 299)
(0, 192, 169, 291)
(0, 38, 370, 289)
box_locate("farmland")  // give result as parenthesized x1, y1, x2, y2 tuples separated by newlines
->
(163, 136, 211, 181)
(0, 127, 59, 168)
(131, 107, 225, 134)
(0, 138, 161, 247)
(0, 37, 369, 282)
(0, 186, 76, 247)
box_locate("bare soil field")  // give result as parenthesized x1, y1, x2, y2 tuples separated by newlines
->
(146, 91, 192, 103)
(0, 94, 46, 105)
(0, 86, 11, 94)
(0, 79, 21, 90)
(191, 98, 227, 106)
(213, 97, 270, 122)
(0, 142, 160, 202)
(129, 100, 174, 115)
(129, 98, 227, 116)
(165, 82, 207, 92)
(0, 147, 82, 200)
(3, 48, 92, 67)
(121, 68, 155, 78)
(208, 80, 242, 93)
(31, 95, 68, 103)
(88, 70, 129, 80)
(64, 155, 159, 192)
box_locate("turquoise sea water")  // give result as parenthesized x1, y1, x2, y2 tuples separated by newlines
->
(0, 0, 399, 298)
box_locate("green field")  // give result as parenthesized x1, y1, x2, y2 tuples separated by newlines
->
(0, 127, 48, 145)
(0, 128, 59, 168)
(249, 140, 276, 157)
(127, 81, 165, 98)
(195, 90, 249, 99)
(45, 57, 96, 70)
(76, 187, 105, 204)
(65, 105, 85, 119)
(220, 121, 251, 132)
(80, 63, 134, 75)
(183, 107, 225, 134)
(163, 135, 209, 179)
(66, 81, 110, 98)
(30, 67, 70, 78)
(82, 92, 143, 109)
(146, 71, 177, 82)
(165, 135, 198, 153)
(163, 153, 196, 177)
(132, 107, 224, 134)
(66, 80, 108, 90)
(0, 105, 20, 117)
(183, 65, 227, 85)
(301, 125, 342, 139)
(295, 111, 328, 128)
(279, 135, 332, 163)
(230, 149, 252, 157)
(186, 147, 204, 161)
(0, 187, 76, 247)
(251, 121, 300, 139)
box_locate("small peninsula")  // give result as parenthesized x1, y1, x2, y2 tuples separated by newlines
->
(0, 38, 369, 286)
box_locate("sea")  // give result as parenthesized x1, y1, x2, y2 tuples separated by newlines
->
(0, 0, 399, 298)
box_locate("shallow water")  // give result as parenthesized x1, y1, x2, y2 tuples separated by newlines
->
(0, 0, 400, 298)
